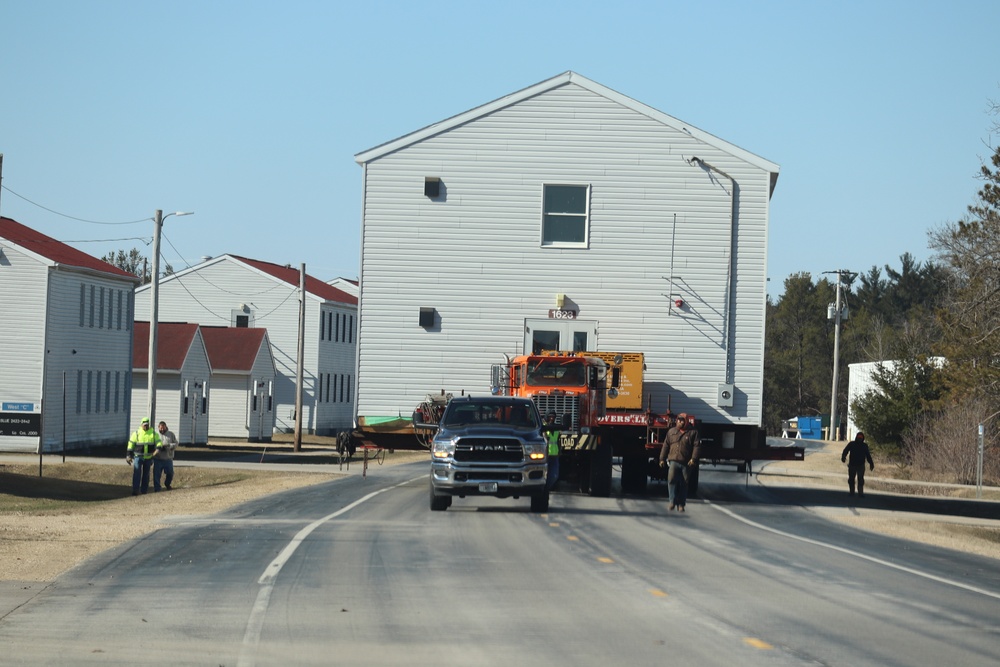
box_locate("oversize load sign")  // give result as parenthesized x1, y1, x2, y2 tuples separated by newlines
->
(0, 413, 41, 437)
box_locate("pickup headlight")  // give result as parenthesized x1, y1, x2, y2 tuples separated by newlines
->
(432, 438, 456, 459)
(527, 442, 547, 460)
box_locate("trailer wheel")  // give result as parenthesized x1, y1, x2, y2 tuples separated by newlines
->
(588, 443, 613, 497)
(530, 491, 549, 513)
(620, 455, 648, 495)
(429, 480, 451, 511)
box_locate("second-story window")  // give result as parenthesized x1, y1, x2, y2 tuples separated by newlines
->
(542, 184, 590, 246)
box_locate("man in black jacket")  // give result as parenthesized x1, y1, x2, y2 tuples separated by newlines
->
(842, 432, 875, 497)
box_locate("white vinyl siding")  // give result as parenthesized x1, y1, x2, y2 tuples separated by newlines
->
(0, 241, 135, 452)
(356, 78, 773, 428)
(207, 336, 276, 439)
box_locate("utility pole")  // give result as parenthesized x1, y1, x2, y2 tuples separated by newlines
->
(293, 263, 306, 452)
(148, 210, 164, 427)
(148, 210, 193, 427)
(824, 269, 856, 441)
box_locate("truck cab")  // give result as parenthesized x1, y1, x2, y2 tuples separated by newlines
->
(492, 353, 609, 434)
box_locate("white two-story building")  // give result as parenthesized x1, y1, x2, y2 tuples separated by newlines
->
(135, 255, 356, 435)
(0, 217, 139, 452)
(353, 72, 779, 448)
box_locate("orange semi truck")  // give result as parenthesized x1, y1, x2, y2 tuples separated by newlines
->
(489, 351, 804, 497)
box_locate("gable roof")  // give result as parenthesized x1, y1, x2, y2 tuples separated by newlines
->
(0, 216, 139, 280)
(133, 321, 203, 371)
(230, 255, 358, 305)
(354, 71, 779, 184)
(200, 326, 272, 373)
(327, 277, 359, 297)
(143, 254, 357, 306)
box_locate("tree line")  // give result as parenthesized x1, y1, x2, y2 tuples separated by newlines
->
(101, 248, 172, 284)
(765, 106, 1000, 484)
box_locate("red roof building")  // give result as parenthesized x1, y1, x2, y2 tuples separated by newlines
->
(0, 217, 138, 452)
(0, 216, 137, 279)
(132, 322, 211, 444)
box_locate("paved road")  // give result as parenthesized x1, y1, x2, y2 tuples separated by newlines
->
(2, 462, 999, 665)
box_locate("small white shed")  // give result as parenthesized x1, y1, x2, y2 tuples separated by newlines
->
(132, 322, 211, 445)
(200, 326, 276, 441)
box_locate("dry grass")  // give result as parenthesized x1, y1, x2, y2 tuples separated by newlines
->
(0, 462, 269, 510)
(0, 445, 429, 583)
(0, 460, 338, 582)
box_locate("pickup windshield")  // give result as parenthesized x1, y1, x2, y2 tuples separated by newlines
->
(442, 402, 539, 428)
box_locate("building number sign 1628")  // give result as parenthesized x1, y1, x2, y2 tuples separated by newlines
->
(548, 309, 578, 320)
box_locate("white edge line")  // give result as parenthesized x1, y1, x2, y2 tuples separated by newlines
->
(237, 475, 424, 667)
(705, 499, 1000, 601)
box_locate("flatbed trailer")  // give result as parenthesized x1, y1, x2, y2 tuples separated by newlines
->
(345, 353, 804, 496)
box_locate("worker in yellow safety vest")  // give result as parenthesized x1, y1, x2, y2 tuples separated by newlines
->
(544, 411, 561, 491)
(126, 417, 161, 496)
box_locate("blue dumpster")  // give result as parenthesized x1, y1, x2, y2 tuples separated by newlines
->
(796, 416, 822, 440)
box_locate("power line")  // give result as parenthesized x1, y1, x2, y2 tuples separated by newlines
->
(1, 184, 150, 225)
(65, 237, 152, 244)
(158, 231, 294, 322)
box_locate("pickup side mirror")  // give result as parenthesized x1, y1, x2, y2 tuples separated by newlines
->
(412, 409, 439, 434)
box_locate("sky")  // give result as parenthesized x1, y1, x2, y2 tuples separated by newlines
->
(1, 1, 997, 299)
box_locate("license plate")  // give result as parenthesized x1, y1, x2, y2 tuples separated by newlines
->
(479, 482, 498, 493)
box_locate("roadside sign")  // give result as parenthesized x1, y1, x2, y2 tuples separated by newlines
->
(0, 412, 41, 437)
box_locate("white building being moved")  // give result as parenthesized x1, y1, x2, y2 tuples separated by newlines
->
(353, 72, 779, 448)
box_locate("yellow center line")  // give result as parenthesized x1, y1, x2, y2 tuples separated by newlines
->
(597, 557, 614, 564)
(567, 535, 579, 541)
(649, 589, 668, 598)
(743, 637, 773, 650)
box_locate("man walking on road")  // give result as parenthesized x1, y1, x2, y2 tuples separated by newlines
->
(658, 413, 701, 512)
(126, 417, 160, 496)
(842, 431, 875, 497)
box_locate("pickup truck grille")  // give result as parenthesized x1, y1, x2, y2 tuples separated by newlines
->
(454, 438, 524, 463)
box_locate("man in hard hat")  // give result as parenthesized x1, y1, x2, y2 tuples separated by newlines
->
(126, 417, 161, 496)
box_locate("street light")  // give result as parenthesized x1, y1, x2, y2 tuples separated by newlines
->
(148, 209, 193, 427)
